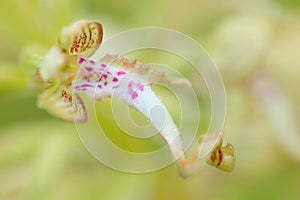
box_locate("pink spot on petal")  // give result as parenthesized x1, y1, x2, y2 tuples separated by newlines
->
(75, 84, 93, 91)
(78, 57, 86, 64)
(104, 81, 108, 86)
(80, 84, 93, 88)
(117, 71, 126, 76)
(75, 86, 87, 91)
(101, 64, 106, 68)
(127, 81, 144, 100)
(97, 85, 102, 89)
(112, 77, 118, 82)
(131, 92, 138, 99)
(90, 60, 95, 64)
(85, 67, 93, 72)
(98, 74, 108, 81)
(137, 83, 144, 91)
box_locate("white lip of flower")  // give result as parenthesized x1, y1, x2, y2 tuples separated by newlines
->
(34, 20, 235, 178)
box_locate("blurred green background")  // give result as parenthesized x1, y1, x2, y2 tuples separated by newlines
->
(1, 0, 300, 199)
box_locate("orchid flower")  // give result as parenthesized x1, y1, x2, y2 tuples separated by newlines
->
(34, 20, 235, 178)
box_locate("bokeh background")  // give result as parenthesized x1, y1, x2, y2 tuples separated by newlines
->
(1, 0, 300, 199)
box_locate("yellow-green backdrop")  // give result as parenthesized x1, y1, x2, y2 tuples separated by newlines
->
(1, 0, 300, 200)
